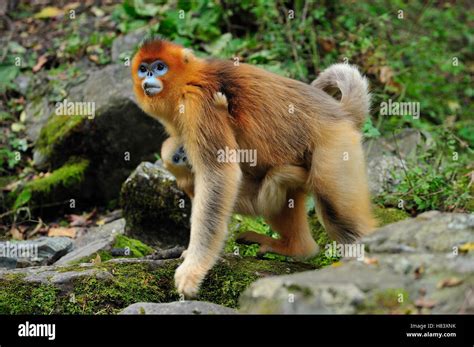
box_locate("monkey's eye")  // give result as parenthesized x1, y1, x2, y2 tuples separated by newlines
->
(152, 60, 168, 76)
(138, 64, 148, 78)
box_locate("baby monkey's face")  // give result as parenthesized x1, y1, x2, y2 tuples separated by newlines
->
(172, 145, 188, 166)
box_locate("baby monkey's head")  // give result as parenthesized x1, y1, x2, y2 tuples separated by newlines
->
(131, 38, 197, 117)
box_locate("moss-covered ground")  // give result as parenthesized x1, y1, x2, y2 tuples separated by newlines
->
(0, 256, 314, 314)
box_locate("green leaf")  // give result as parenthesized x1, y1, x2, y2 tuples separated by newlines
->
(13, 189, 32, 210)
(0, 64, 19, 92)
(362, 118, 381, 139)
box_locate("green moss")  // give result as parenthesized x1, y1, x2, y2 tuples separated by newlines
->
(59, 262, 178, 314)
(358, 288, 415, 314)
(0, 274, 59, 314)
(26, 158, 89, 194)
(113, 235, 154, 257)
(466, 198, 474, 212)
(0, 256, 314, 314)
(66, 236, 154, 267)
(373, 207, 410, 226)
(11, 158, 89, 209)
(306, 213, 341, 268)
(199, 256, 313, 308)
(36, 114, 84, 156)
(285, 284, 313, 298)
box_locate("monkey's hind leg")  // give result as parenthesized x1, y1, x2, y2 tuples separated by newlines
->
(236, 190, 319, 259)
(310, 121, 377, 243)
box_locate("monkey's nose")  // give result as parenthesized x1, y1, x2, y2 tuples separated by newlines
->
(142, 80, 162, 96)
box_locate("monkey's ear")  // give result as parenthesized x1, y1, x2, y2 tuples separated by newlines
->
(183, 48, 195, 64)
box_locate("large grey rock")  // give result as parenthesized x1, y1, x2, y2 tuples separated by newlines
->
(120, 301, 236, 315)
(111, 28, 147, 63)
(28, 63, 167, 204)
(364, 129, 424, 196)
(0, 261, 112, 286)
(24, 97, 51, 143)
(363, 211, 474, 254)
(55, 218, 126, 265)
(239, 212, 474, 314)
(0, 237, 73, 269)
(121, 161, 191, 248)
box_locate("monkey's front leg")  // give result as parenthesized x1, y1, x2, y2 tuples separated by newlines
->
(174, 163, 242, 298)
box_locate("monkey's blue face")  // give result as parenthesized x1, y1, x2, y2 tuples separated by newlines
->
(172, 146, 188, 166)
(137, 60, 168, 96)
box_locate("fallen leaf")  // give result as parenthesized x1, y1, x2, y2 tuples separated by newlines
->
(3, 180, 21, 191)
(379, 66, 394, 84)
(64, 2, 81, 11)
(318, 38, 335, 52)
(95, 219, 106, 226)
(91, 253, 102, 265)
(11, 122, 26, 132)
(459, 242, 474, 253)
(437, 277, 463, 289)
(48, 227, 76, 238)
(91, 6, 105, 17)
(88, 55, 100, 64)
(444, 115, 457, 127)
(10, 226, 24, 240)
(67, 209, 96, 227)
(32, 54, 48, 73)
(19, 110, 26, 122)
(363, 257, 379, 265)
(34, 6, 63, 19)
(414, 265, 424, 279)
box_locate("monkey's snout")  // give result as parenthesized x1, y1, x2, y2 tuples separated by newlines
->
(142, 80, 162, 96)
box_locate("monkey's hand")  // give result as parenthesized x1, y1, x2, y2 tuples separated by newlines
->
(213, 91, 228, 110)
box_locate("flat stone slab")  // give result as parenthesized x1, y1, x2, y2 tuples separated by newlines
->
(120, 301, 236, 315)
(55, 218, 125, 265)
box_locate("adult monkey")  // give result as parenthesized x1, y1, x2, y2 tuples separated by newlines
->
(132, 38, 376, 297)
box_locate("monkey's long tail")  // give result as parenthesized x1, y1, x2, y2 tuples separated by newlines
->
(311, 63, 370, 129)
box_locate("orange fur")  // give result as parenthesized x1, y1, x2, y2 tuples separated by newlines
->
(131, 39, 376, 297)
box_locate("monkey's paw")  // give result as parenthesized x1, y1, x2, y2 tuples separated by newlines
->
(213, 92, 228, 109)
(174, 260, 205, 298)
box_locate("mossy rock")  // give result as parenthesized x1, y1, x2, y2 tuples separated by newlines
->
(121, 161, 191, 248)
(68, 234, 155, 265)
(373, 206, 410, 226)
(8, 158, 90, 214)
(0, 255, 314, 314)
(31, 64, 167, 204)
